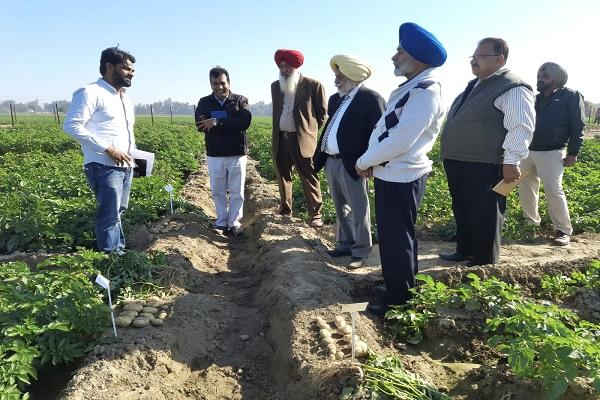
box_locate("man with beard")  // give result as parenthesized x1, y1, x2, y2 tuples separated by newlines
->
(518, 62, 585, 246)
(314, 54, 385, 269)
(355, 23, 447, 315)
(195, 66, 252, 237)
(271, 49, 327, 227)
(64, 47, 136, 253)
(439, 38, 535, 266)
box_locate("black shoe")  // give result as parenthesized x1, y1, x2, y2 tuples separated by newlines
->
(326, 249, 352, 258)
(373, 285, 388, 299)
(367, 304, 390, 318)
(439, 252, 469, 262)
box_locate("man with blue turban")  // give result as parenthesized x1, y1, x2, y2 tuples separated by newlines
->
(355, 22, 447, 315)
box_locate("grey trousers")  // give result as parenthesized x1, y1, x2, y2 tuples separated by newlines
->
(324, 158, 372, 258)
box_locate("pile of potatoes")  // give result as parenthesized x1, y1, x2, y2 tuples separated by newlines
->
(148, 220, 184, 234)
(315, 315, 368, 360)
(115, 297, 171, 328)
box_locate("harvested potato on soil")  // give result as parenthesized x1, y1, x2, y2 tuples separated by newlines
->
(334, 316, 346, 328)
(142, 306, 159, 314)
(132, 318, 150, 328)
(150, 319, 164, 326)
(319, 329, 332, 338)
(139, 312, 155, 319)
(123, 303, 143, 312)
(116, 317, 133, 327)
(119, 311, 139, 318)
(321, 337, 335, 346)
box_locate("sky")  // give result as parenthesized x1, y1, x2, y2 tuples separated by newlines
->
(2, 0, 599, 108)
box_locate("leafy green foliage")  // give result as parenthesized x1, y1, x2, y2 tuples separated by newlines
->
(386, 266, 600, 399)
(341, 354, 450, 400)
(0, 257, 109, 397)
(540, 260, 600, 299)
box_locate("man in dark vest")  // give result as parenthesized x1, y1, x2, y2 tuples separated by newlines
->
(518, 62, 585, 246)
(439, 37, 535, 266)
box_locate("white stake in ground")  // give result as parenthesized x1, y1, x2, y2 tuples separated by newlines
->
(95, 274, 117, 337)
(164, 184, 174, 215)
(341, 302, 368, 363)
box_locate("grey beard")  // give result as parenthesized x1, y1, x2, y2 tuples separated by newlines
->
(394, 66, 404, 77)
(279, 73, 299, 95)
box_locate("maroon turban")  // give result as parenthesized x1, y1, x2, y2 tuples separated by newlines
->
(274, 49, 304, 68)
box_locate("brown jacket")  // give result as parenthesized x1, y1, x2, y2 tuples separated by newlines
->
(271, 75, 327, 158)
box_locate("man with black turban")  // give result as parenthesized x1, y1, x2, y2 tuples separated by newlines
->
(271, 49, 328, 227)
(518, 62, 585, 246)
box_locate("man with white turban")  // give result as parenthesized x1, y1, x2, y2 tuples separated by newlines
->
(518, 62, 585, 245)
(314, 54, 385, 269)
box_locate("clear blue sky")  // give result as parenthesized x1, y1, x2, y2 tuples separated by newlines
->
(2, 0, 598, 107)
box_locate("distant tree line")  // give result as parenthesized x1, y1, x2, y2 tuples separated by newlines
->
(1, 99, 273, 117)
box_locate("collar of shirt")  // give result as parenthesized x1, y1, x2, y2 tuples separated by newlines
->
(97, 78, 120, 94)
(214, 94, 229, 107)
(475, 67, 509, 86)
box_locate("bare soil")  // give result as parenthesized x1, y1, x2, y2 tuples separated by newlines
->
(31, 158, 599, 400)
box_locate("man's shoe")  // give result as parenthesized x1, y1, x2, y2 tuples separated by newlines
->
(439, 252, 469, 262)
(230, 226, 244, 237)
(326, 249, 352, 258)
(347, 257, 366, 270)
(309, 218, 324, 228)
(210, 223, 228, 235)
(373, 285, 388, 300)
(367, 304, 389, 318)
(553, 231, 570, 246)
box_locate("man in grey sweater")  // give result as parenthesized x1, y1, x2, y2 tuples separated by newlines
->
(440, 38, 535, 266)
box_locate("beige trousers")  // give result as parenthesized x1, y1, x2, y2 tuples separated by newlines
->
(518, 150, 573, 235)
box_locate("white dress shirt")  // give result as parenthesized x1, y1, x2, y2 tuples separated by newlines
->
(325, 84, 361, 155)
(64, 78, 136, 167)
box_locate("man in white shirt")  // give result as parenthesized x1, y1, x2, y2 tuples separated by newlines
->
(64, 47, 136, 253)
(355, 22, 447, 316)
(440, 38, 535, 266)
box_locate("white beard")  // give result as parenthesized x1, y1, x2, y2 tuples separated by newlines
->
(337, 81, 359, 96)
(279, 71, 300, 95)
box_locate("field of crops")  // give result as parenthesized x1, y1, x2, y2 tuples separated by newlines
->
(1, 116, 599, 399)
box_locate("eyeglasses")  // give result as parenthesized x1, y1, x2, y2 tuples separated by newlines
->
(469, 54, 498, 60)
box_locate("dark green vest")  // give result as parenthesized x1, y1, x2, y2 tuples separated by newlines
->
(441, 70, 531, 164)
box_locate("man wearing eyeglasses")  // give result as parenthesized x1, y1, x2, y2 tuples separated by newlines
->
(439, 38, 535, 266)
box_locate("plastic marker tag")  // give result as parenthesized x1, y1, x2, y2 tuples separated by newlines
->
(164, 184, 174, 193)
(341, 302, 368, 313)
(95, 274, 110, 290)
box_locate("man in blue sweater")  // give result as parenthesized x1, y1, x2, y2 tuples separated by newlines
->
(518, 62, 585, 246)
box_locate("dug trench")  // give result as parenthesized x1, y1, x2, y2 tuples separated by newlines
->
(31, 157, 600, 400)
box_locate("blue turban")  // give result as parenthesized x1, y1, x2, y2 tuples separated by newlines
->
(399, 22, 447, 67)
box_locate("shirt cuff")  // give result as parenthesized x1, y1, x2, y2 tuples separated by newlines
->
(356, 157, 368, 171)
(503, 150, 523, 165)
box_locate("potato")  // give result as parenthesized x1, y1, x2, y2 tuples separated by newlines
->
(132, 318, 150, 328)
(142, 306, 159, 314)
(145, 301, 161, 308)
(319, 329, 332, 338)
(116, 316, 133, 327)
(158, 312, 168, 320)
(123, 303, 143, 312)
(343, 334, 357, 344)
(317, 320, 331, 330)
(150, 319, 164, 326)
(139, 312, 155, 319)
(340, 325, 352, 335)
(334, 316, 346, 329)
(326, 343, 337, 354)
(355, 347, 368, 357)
(336, 351, 345, 360)
(119, 311, 138, 318)
(321, 337, 335, 346)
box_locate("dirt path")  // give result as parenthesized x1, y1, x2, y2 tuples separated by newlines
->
(54, 158, 600, 400)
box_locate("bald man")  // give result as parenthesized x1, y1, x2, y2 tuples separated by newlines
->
(518, 62, 585, 245)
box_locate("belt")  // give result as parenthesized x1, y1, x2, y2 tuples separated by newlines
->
(327, 153, 342, 159)
(280, 131, 296, 139)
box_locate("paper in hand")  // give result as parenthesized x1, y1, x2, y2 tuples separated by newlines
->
(493, 171, 528, 196)
(131, 149, 155, 177)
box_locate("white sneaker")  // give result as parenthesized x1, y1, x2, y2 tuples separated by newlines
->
(553, 231, 570, 246)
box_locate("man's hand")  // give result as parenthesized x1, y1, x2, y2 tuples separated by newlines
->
(355, 165, 373, 178)
(196, 117, 217, 133)
(563, 155, 577, 167)
(105, 145, 133, 167)
(502, 164, 521, 183)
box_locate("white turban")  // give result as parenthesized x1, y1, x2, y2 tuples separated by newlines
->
(540, 62, 568, 87)
(330, 54, 372, 82)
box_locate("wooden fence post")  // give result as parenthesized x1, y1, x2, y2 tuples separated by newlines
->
(55, 102, 61, 125)
(150, 105, 154, 125)
(9, 103, 15, 127)
(170, 105, 173, 125)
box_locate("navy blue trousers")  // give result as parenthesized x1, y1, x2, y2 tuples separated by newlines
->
(443, 159, 506, 264)
(375, 175, 427, 306)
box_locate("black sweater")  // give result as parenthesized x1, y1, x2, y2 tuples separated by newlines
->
(195, 92, 252, 157)
(529, 88, 585, 155)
